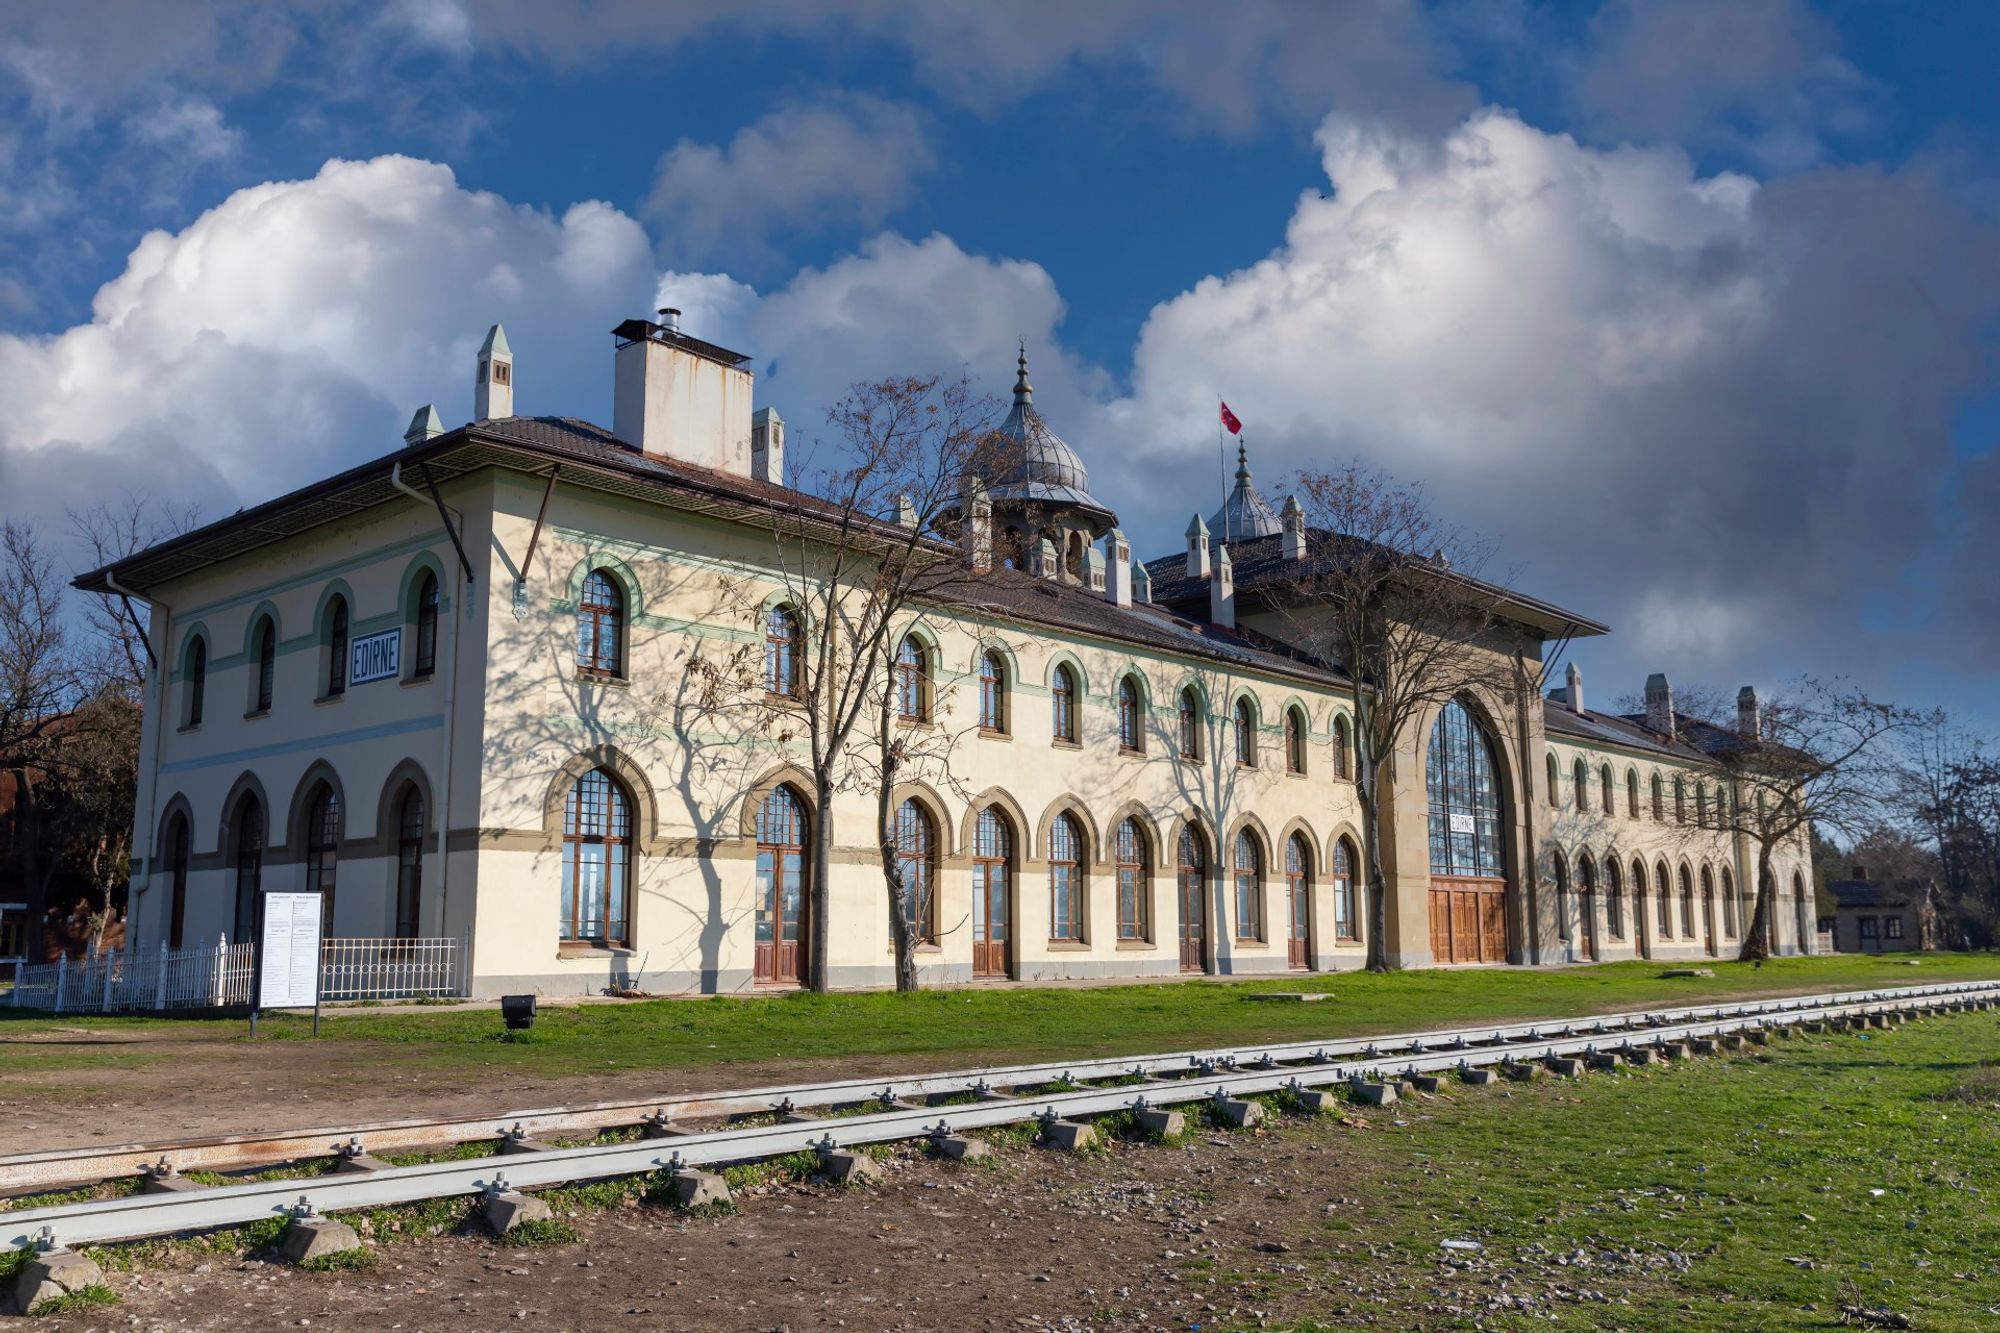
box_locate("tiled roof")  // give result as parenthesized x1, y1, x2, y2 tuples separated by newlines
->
(1825, 878, 1912, 909)
(1542, 701, 1726, 765)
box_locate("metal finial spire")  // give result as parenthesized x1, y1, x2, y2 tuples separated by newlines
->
(1014, 341, 1033, 404)
(1235, 439, 1251, 481)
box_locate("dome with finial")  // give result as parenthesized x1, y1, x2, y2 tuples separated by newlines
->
(1207, 440, 1282, 542)
(984, 345, 1114, 526)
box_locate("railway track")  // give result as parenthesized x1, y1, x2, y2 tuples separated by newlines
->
(4, 978, 1993, 1253)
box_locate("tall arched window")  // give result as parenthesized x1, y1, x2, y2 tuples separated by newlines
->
(1674, 776, 1687, 824)
(185, 637, 207, 728)
(253, 618, 275, 713)
(972, 808, 1013, 977)
(1578, 853, 1598, 956)
(1656, 859, 1673, 936)
(413, 572, 440, 679)
(1605, 857, 1624, 938)
(394, 786, 425, 939)
(1233, 830, 1263, 940)
(978, 651, 1007, 733)
(1333, 715, 1351, 779)
(166, 812, 191, 950)
(1179, 688, 1203, 761)
(1651, 773, 1665, 820)
(1552, 851, 1571, 944)
(305, 785, 340, 934)
(1721, 867, 1737, 938)
(894, 799, 936, 945)
(576, 570, 623, 676)
(231, 794, 263, 943)
(1116, 818, 1148, 941)
(1234, 698, 1257, 768)
(1573, 758, 1589, 812)
(1695, 783, 1708, 827)
(895, 637, 929, 721)
(1600, 765, 1614, 814)
(754, 786, 807, 981)
(1051, 664, 1078, 743)
(1285, 708, 1306, 775)
(562, 768, 631, 947)
(763, 605, 800, 697)
(1333, 837, 1358, 940)
(1117, 676, 1142, 752)
(1428, 701, 1504, 879)
(1546, 752, 1560, 806)
(1632, 858, 1650, 944)
(1049, 813, 1083, 942)
(1627, 768, 1640, 819)
(1678, 864, 1695, 936)
(325, 597, 349, 697)
(1284, 834, 1311, 967)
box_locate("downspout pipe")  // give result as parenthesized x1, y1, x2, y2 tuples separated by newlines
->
(390, 462, 466, 957)
(106, 568, 164, 951)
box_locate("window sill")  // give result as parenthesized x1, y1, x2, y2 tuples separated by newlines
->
(575, 671, 628, 688)
(1119, 745, 1144, 758)
(243, 708, 269, 721)
(403, 673, 436, 689)
(979, 728, 1011, 741)
(1284, 769, 1306, 780)
(315, 693, 345, 707)
(1114, 939, 1154, 951)
(176, 722, 202, 734)
(897, 716, 934, 730)
(558, 943, 633, 958)
(1051, 738, 1081, 750)
(1234, 937, 1266, 946)
(1046, 939, 1089, 951)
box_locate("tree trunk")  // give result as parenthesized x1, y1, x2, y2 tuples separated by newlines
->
(1737, 843, 1775, 962)
(809, 774, 835, 992)
(1355, 766, 1393, 974)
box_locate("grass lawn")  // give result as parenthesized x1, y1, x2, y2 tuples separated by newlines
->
(3, 951, 1996, 1084)
(1249, 1007, 2000, 1331)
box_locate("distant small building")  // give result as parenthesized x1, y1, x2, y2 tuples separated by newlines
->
(1821, 865, 1935, 953)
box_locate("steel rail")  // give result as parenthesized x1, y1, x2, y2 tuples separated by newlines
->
(3, 978, 1992, 1197)
(4, 981, 1993, 1251)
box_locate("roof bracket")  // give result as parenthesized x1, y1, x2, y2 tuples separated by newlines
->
(519, 465, 560, 585)
(420, 463, 475, 584)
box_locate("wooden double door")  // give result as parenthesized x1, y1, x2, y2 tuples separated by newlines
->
(1286, 875, 1310, 969)
(1428, 876, 1508, 964)
(1177, 835, 1207, 973)
(754, 841, 805, 984)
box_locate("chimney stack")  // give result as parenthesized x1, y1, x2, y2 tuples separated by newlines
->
(404, 404, 444, 446)
(1104, 529, 1132, 607)
(891, 494, 916, 529)
(1186, 514, 1211, 580)
(611, 311, 755, 476)
(475, 324, 513, 420)
(1031, 534, 1060, 581)
(1280, 494, 1306, 561)
(1132, 563, 1153, 605)
(1210, 543, 1235, 629)
(1737, 685, 1760, 741)
(958, 477, 992, 573)
(1565, 661, 1585, 715)
(1644, 673, 1675, 738)
(1085, 545, 1106, 594)
(751, 407, 785, 485)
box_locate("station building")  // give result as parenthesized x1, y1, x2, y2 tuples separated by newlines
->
(78, 314, 1817, 996)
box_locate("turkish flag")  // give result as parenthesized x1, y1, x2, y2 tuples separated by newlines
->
(1219, 401, 1242, 435)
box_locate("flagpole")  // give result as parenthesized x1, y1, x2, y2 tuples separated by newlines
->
(1217, 398, 1226, 540)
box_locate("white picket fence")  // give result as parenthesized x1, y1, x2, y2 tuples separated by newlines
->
(9, 935, 465, 1014)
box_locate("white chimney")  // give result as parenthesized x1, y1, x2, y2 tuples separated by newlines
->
(1645, 673, 1675, 738)
(1132, 563, 1153, 605)
(1280, 494, 1306, 561)
(1185, 514, 1211, 580)
(1031, 534, 1060, 581)
(1737, 685, 1761, 740)
(958, 477, 992, 573)
(612, 311, 754, 476)
(475, 324, 513, 420)
(1085, 545, 1106, 594)
(1565, 661, 1585, 715)
(1104, 529, 1132, 607)
(1210, 543, 1235, 629)
(751, 406, 785, 485)
(404, 404, 443, 446)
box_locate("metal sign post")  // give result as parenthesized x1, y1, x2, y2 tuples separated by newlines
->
(255, 891, 324, 1038)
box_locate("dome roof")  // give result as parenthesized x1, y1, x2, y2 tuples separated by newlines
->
(986, 348, 1115, 524)
(1207, 441, 1282, 542)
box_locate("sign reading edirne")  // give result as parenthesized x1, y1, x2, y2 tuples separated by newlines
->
(348, 629, 401, 686)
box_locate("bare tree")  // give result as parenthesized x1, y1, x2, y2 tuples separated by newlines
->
(1, 521, 83, 955)
(1272, 463, 1520, 972)
(687, 375, 1001, 992)
(1896, 717, 2000, 947)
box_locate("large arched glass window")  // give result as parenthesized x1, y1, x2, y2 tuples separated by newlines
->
(978, 651, 1007, 733)
(1552, 851, 1571, 942)
(562, 768, 631, 946)
(1678, 864, 1695, 936)
(413, 572, 440, 679)
(1051, 664, 1078, 743)
(576, 570, 623, 676)
(1674, 776, 1687, 824)
(1545, 752, 1560, 806)
(1179, 688, 1203, 761)
(755, 786, 807, 980)
(166, 812, 191, 950)
(1285, 708, 1306, 775)
(1117, 676, 1142, 752)
(1605, 857, 1624, 937)
(1116, 818, 1148, 941)
(1600, 765, 1614, 814)
(1234, 698, 1257, 768)
(762, 605, 800, 697)
(395, 786, 425, 939)
(1572, 758, 1589, 812)
(1656, 859, 1673, 936)
(1695, 783, 1708, 827)
(185, 637, 207, 728)
(894, 799, 936, 945)
(325, 597, 348, 697)
(1651, 773, 1665, 820)
(895, 637, 929, 721)
(1333, 837, 1358, 940)
(1627, 768, 1640, 818)
(1049, 813, 1083, 941)
(305, 785, 340, 934)
(231, 794, 263, 943)
(1426, 699, 1503, 878)
(253, 618, 275, 713)
(1233, 830, 1263, 940)
(1333, 714, 1352, 779)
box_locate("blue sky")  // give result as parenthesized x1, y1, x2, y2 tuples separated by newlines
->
(2, 1, 1997, 733)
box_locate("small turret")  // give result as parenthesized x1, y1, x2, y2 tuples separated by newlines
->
(475, 324, 513, 421)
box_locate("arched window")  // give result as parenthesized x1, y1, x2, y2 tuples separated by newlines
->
(166, 812, 191, 950)
(1656, 859, 1673, 936)
(894, 799, 936, 945)
(562, 768, 631, 947)
(1427, 699, 1504, 878)
(1600, 765, 1614, 814)
(1552, 851, 1571, 942)
(1049, 813, 1084, 941)
(1051, 664, 1077, 743)
(1333, 837, 1358, 940)
(972, 808, 1012, 977)
(394, 786, 425, 939)
(1546, 752, 1560, 806)
(1627, 768, 1640, 819)
(253, 618, 275, 713)
(978, 651, 1007, 733)
(755, 786, 807, 980)
(1721, 867, 1737, 938)
(1117, 676, 1143, 752)
(895, 637, 929, 721)
(1233, 830, 1263, 940)
(325, 597, 349, 697)
(1674, 776, 1686, 825)
(185, 637, 207, 728)
(1234, 698, 1257, 768)
(1285, 708, 1306, 775)
(1605, 857, 1624, 937)
(1578, 853, 1597, 952)
(1631, 858, 1650, 940)
(1678, 864, 1695, 936)
(1651, 773, 1665, 820)
(305, 785, 340, 934)
(1116, 818, 1148, 941)
(413, 572, 440, 679)
(1573, 758, 1589, 812)
(231, 794, 263, 943)
(1333, 714, 1351, 780)
(1179, 688, 1203, 761)
(576, 570, 623, 676)
(1284, 834, 1311, 966)
(1695, 783, 1708, 827)
(762, 605, 800, 697)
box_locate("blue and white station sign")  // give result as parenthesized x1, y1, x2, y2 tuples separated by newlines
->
(348, 628, 402, 685)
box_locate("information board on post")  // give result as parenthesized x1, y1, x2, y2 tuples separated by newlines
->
(258, 891, 323, 1011)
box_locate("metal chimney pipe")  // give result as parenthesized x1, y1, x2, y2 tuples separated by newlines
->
(657, 307, 680, 335)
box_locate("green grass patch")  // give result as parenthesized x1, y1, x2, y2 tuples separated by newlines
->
(0, 1245, 33, 1284)
(380, 1140, 500, 1167)
(28, 1283, 119, 1316)
(496, 1217, 581, 1247)
(0, 1175, 142, 1214)
(298, 1246, 374, 1273)
(719, 1149, 819, 1191)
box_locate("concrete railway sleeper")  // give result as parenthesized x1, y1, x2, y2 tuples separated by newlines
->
(6, 977, 1991, 1202)
(3, 979, 1994, 1264)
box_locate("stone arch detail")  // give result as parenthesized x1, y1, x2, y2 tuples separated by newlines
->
(285, 759, 348, 854)
(375, 759, 435, 852)
(958, 786, 1032, 858)
(1034, 795, 1102, 866)
(542, 744, 662, 848)
(1274, 816, 1320, 876)
(888, 779, 957, 860)
(216, 770, 271, 859)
